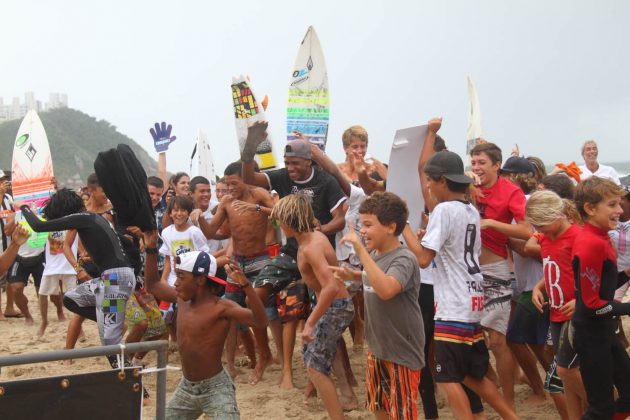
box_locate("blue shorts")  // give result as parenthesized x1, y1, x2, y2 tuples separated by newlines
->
(506, 291, 549, 345)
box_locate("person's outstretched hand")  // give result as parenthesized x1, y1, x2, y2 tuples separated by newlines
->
(150, 122, 177, 153)
(241, 121, 268, 163)
(428, 117, 442, 133)
(12, 225, 30, 246)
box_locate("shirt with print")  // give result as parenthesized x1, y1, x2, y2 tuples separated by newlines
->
(43, 231, 78, 276)
(153, 201, 166, 272)
(202, 201, 229, 254)
(335, 184, 366, 263)
(422, 200, 485, 323)
(265, 167, 347, 256)
(159, 224, 209, 286)
(610, 220, 630, 271)
(363, 245, 424, 370)
(0, 194, 14, 252)
(476, 177, 526, 259)
(539, 224, 581, 322)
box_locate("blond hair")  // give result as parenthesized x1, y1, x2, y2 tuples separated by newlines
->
(342, 125, 368, 148)
(526, 190, 580, 226)
(270, 194, 315, 233)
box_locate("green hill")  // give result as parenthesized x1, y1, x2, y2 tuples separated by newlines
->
(0, 108, 158, 189)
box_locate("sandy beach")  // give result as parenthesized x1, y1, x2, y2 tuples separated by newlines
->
(1, 284, 566, 419)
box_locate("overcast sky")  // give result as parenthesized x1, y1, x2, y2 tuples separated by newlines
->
(3, 0, 629, 176)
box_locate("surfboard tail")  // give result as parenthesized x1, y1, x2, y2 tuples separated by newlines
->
(466, 76, 482, 154)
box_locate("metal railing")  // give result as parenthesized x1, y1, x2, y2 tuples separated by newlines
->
(0, 340, 169, 420)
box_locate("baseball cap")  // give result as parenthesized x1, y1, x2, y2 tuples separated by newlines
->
(284, 140, 311, 160)
(424, 151, 474, 184)
(501, 156, 535, 176)
(176, 251, 225, 285)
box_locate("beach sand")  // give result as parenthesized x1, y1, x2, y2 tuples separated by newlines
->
(1, 284, 569, 419)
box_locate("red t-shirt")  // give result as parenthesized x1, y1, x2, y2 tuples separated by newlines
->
(477, 177, 526, 258)
(539, 224, 581, 322)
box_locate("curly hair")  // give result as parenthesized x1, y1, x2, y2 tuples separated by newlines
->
(359, 191, 408, 235)
(43, 188, 86, 220)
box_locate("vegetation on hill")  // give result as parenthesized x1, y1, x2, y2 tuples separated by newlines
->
(0, 108, 157, 189)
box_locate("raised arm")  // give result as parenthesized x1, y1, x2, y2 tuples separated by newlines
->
(310, 144, 351, 196)
(21, 205, 90, 232)
(241, 122, 272, 188)
(143, 230, 178, 302)
(0, 225, 29, 275)
(402, 224, 435, 268)
(196, 201, 228, 240)
(418, 118, 442, 212)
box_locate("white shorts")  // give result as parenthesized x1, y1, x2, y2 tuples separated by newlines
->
(39, 274, 78, 296)
(480, 260, 513, 335)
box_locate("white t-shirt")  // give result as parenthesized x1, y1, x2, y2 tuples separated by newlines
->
(420, 263, 436, 286)
(159, 224, 209, 286)
(201, 201, 229, 254)
(578, 163, 620, 185)
(336, 184, 366, 264)
(512, 195, 543, 295)
(610, 220, 630, 271)
(421, 200, 484, 323)
(43, 231, 78, 276)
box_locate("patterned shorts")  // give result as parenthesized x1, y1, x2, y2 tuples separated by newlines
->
(278, 280, 309, 323)
(303, 298, 354, 374)
(366, 352, 421, 419)
(253, 253, 300, 293)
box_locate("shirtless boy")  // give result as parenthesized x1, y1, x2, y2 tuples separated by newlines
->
(143, 229, 268, 420)
(195, 161, 278, 379)
(271, 194, 357, 419)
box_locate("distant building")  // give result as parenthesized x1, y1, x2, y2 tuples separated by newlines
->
(0, 92, 68, 123)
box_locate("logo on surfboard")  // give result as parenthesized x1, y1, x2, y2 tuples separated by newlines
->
(15, 134, 29, 148)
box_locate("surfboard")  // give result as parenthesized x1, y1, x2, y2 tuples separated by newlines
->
(190, 129, 216, 185)
(287, 26, 330, 150)
(231, 75, 277, 171)
(386, 125, 427, 232)
(466, 76, 483, 156)
(11, 110, 55, 248)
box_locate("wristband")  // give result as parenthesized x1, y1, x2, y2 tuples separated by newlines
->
(145, 247, 158, 255)
(73, 262, 84, 274)
(255, 204, 261, 213)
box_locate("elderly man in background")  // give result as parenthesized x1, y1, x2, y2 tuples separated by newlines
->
(578, 139, 620, 184)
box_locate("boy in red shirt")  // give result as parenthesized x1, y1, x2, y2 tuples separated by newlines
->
(470, 142, 531, 407)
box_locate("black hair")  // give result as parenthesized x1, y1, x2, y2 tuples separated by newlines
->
(189, 176, 210, 193)
(224, 161, 243, 177)
(87, 173, 99, 187)
(358, 191, 408, 235)
(147, 176, 164, 189)
(43, 188, 86, 220)
(434, 135, 447, 152)
(167, 195, 194, 214)
(541, 174, 575, 200)
(426, 174, 470, 194)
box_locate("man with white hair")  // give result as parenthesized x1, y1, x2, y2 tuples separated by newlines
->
(578, 140, 620, 184)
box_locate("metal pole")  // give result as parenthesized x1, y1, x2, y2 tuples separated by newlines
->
(155, 344, 168, 420)
(0, 341, 168, 367)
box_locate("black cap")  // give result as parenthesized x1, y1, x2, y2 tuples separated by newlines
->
(425, 151, 473, 184)
(501, 156, 535, 175)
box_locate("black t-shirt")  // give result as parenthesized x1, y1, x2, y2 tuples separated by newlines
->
(265, 167, 347, 257)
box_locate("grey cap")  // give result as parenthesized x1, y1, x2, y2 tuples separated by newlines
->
(284, 140, 312, 160)
(425, 151, 473, 184)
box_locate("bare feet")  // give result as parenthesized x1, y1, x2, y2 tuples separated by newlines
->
(524, 392, 546, 406)
(78, 329, 87, 343)
(249, 353, 271, 385)
(340, 396, 359, 412)
(25, 316, 34, 326)
(57, 312, 66, 321)
(61, 359, 74, 366)
(302, 381, 316, 404)
(279, 370, 294, 390)
(37, 321, 48, 338)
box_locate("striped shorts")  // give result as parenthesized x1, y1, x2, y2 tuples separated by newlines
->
(365, 352, 421, 419)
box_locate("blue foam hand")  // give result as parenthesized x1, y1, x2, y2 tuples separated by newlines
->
(150, 122, 177, 153)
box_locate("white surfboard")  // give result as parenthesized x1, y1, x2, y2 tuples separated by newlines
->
(11, 110, 55, 248)
(195, 129, 216, 185)
(287, 26, 330, 150)
(466, 76, 483, 156)
(386, 125, 427, 232)
(231, 75, 277, 171)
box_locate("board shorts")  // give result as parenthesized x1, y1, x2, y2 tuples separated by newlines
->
(303, 297, 354, 375)
(158, 300, 177, 326)
(544, 356, 565, 394)
(252, 252, 300, 293)
(480, 260, 513, 335)
(366, 352, 421, 420)
(166, 368, 240, 420)
(7, 253, 45, 288)
(64, 267, 135, 346)
(506, 291, 550, 345)
(39, 274, 77, 296)
(549, 320, 579, 368)
(224, 251, 278, 327)
(125, 289, 166, 340)
(277, 279, 309, 323)
(433, 320, 489, 382)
